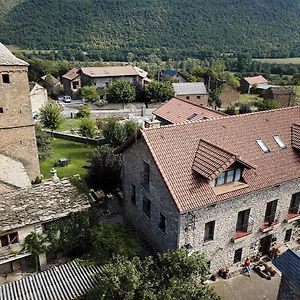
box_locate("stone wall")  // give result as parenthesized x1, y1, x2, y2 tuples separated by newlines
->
(122, 139, 179, 251)
(177, 94, 208, 106)
(178, 179, 300, 271)
(0, 64, 40, 180)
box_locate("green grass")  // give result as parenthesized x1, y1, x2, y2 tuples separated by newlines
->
(40, 138, 96, 179)
(253, 57, 300, 65)
(296, 86, 300, 97)
(238, 94, 263, 105)
(58, 118, 82, 132)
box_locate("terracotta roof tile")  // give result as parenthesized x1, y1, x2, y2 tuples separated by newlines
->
(243, 75, 268, 85)
(62, 68, 80, 80)
(291, 123, 300, 150)
(153, 97, 223, 124)
(141, 106, 300, 212)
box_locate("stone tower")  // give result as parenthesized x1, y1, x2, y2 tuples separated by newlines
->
(0, 43, 40, 182)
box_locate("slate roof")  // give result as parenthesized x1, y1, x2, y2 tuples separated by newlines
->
(243, 75, 268, 85)
(62, 67, 80, 81)
(80, 65, 148, 78)
(0, 179, 90, 234)
(160, 69, 179, 78)
(138, 106, 300, 211)
(273, 249, 300, 290)
(0, 260, 102, 300)
(173, 82, 208, 95)
(256, 84, 279, 90)
(153, 97, 223, 124)
(0, 42, 28, 66)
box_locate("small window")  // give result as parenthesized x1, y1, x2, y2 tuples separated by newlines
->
(289, 192, 300, 213)
(204, 221, 215, 242)
(256, 139, 270, 153)
(234, 168, 241, 181)
(0, 232, 18, 247)
(0, 235, 9, 247)
(142, 162, 150, 190)
(2, 74, 10, 84)
(159, 213, 166, 233)
(226, 169, 235, 183)
(186, 96, 190, 100)
(217, 172, 225, 186)
(187, 113, 197, 121)
(131, 184, 136, 205)
(9, 232, 18, 244)
(273, 136, 286, 149)
(197, 96, 201, 99)
(143, 197, 151, 218)
(284, 229, 292, 242)
(0, 107, 3, 113)
(233, 248, 243, 263)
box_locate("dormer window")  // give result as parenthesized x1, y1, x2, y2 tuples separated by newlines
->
(273, 135, 286, 149)
(256, 139, 270, 153)
(210, 168, 242, 187)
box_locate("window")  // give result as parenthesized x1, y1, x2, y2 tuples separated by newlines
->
(197, 96, 201, 99)
(284, 229, 293, 242)
(211, 168, 242, 187)
(142, 162, 150, 190)
(256, 139, 270, 153)
(2, 74, 10, 84)
(187, 113, 197, 121)
(233, 248, 243, 263)
(0, 232, 18, 247)
(186, 96, 190, 100)
(236, 209, 250, 232)
(72, 81, 79, 89)
(0, 107, 3, 113)
(264, 200, 278, 224)
(273, 136, 286, 149)
(143, 197, 151, 218)
(204, 220, 215, 242)
(289, 193, 300, 213)
(131, 184, 136, 205)
(159, 213, 166, 233)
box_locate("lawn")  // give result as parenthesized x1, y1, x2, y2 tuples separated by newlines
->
(58, 118, 82, 132)
(40, 138, 96, 179)
(238, 94, 263, 105)
(253, 57, 300, 64)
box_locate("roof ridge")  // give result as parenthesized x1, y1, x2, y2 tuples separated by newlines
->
(144, 105, 300, 131)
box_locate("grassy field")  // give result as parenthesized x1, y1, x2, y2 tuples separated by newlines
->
(253, 58, 300, 65)
(238, 94, 263, 105)
(40, 138, 96, 179)
(58, 118, 82, 132)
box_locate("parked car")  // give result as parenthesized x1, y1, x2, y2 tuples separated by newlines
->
(62, 96, 72, 103)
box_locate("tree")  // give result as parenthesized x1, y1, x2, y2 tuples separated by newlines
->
(109, 80, 136, 103)
(91, 223, 139, 264)
(35, 124, 53, 161)
(85, 147, 121, 196)
(40, 100, 63, 132)
(79, 117, 97, 138)
(21, 232, 50, 272)
(77, 104, 91, 118)
(143, 81, 175, 107)
(99, 117, 140, 148)
(255, 100, 279, 111)
(80, 85, 98, 102)
(236, 53, 252, 73)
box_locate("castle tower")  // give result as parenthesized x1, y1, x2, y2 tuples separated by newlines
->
(0, 43, 40, 183)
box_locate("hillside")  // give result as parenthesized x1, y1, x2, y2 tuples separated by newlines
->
(1, 0, 300, 60)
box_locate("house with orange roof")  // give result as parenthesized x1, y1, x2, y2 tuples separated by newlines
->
(240, 75, 268, 93)
(117, 107, 300, 272)
(152, 97, 224, 125)
(62, 67, 81, 99)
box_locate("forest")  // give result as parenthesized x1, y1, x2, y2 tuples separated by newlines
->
(1, 0, 300, 61)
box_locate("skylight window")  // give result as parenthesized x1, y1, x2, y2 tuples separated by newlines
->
(273, 135, 286, 149)
(187, 113, 198, 121)
(256, 139, 270, 153)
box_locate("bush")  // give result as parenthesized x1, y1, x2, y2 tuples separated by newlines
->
(224, 106, 236, 115)
(255, 100, 279, 111)
(239, 104, 252, 114)
(79, 117, 97, 137)
(80, 85, 98, 102)
(77, 104, 91, 118)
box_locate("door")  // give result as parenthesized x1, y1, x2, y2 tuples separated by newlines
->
(260, 234, 272, 256)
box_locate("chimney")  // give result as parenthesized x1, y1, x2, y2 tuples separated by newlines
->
(50, 168, 60, 182)
(144, 119, 161, 129)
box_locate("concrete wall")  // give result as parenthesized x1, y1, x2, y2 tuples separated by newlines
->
(178, 179, 300, 271)
(0, 65, 40, 180)
(122, 139, 179, 251)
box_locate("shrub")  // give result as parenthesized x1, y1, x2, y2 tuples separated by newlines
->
(79, 117, 97, 138)
(77, 104, 91, 118)
(239, 104, 252, 114)
(224, 106, 236, 115)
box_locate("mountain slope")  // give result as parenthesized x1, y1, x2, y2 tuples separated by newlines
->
(1, 0, 300, 59)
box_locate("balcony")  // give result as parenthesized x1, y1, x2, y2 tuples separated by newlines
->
(260, 213, 280, 233)
(284, 207, 300, 223)
(231, 222, 253, 243)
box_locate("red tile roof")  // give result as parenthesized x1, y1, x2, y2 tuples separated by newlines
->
(139, 107, 300, 212)
(62, 68, 80, 81)
(243, 75, 268, 85)
(291, 124, 300, 150)
(153, 97, 224, 124)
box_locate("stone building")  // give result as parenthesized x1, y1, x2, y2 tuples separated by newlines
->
(0, 178, 90, 274)
(240, 75, 268, 93)
(160, 69, 187, 83)
(263, 86, 296, 107)
(153, 97, 224, 125)
(0, 43, 40, 186)
(172, 82, 208, 106)
(117, 107, 300, 272)
(62, 67, 81, 99)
